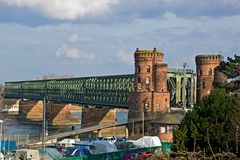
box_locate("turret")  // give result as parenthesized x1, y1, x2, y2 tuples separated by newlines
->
(153, 63, 168, 92)
(134, 48, 164, 92)
(129, 48, 170, 117)
(195, 54, 224, 103)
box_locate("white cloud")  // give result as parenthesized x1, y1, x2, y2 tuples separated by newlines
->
(1, 8, 240, 82)
(224, 0, 240, 5)
(117, 49, 133, 65)
(0, 0, 118, 20)
(68, 34, 91, 43)
(1, 0, 240, 24)
(56, 44, 80, 59)
(55, 44, 95, 60)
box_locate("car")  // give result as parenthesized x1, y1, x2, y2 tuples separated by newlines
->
(58, 138, 80, 148)
(102, 136, 117, 143)
(14, 149, 40, 160)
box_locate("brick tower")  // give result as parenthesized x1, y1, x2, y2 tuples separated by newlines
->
(195, 55, 224, 103)
(128, 48, 170, 122)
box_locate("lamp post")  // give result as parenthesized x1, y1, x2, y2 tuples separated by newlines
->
(143, 101, 148, 137)
(42, 98, 46, 154)
(142, 110, 144, 137)
(0, 120, 3, 154)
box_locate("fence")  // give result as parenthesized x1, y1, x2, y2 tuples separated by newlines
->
(60, 146, 160, 160)
(0, 134, 39, 151)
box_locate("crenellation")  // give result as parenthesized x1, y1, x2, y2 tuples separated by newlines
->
(134, 49, 164, 59)
(195, 55, 224, 64)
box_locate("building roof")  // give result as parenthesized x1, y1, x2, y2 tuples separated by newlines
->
(151, 112, 185, 125)
(1, 99, 19, 106)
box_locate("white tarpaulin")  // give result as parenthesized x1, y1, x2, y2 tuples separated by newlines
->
(132, 136, 162, 148)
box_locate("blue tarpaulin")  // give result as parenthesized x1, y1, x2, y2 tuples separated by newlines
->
(0, 140, 16, 151)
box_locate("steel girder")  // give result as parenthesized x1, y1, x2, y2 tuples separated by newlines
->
(5, 71, 196, 108)
(5, 74, 134, 108)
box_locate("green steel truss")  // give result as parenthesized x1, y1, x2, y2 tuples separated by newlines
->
(5, 74, 134, 108)
(5, 70, 196, 108)
(167, 69, 197, 107)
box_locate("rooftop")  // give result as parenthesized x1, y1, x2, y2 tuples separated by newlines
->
(151, 112, 185, 125)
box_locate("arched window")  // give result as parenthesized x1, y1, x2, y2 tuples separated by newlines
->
(147, 66, 151, 73)
(137, 66, 141, 73)
(146, 77, 150, 90)
(138, 77, 141, 83)
(208, 68, 213, 75)
(144, 101, 149, 109)
(146, 77, 150, 85)
(156, 102, 160, 108)
(202, 81, 206, 89)
(199, 69, 202, 75)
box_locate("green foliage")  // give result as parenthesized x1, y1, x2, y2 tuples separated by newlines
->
(173, 89, 240, 155)
(0, 83, 4, 100)
(219, 54, 240, 79)
(172, 125, 188, 151)
(215, 54, 240, 91)
(213, 80, 226, 89)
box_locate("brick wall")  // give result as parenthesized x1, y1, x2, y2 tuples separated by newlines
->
(47, 103, 82, 126)
(19, 100, 43, 121)
(195, 55, 224, 103)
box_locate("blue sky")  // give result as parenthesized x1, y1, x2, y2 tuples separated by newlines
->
(0, 0, 239, 83)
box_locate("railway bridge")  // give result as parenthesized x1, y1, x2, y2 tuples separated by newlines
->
(4, 48, 196, 139)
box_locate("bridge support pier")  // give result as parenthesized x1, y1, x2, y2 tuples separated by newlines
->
(81, 107, 116, 137)
(81, 107, 127, 138)
(18, 100, 82, 126)
(19, 100, 43, 122)
(47, 102, 82, 126)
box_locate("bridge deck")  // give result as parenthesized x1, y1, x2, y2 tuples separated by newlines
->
(5, 70, 196, 108)
(5, 74, 134, 108)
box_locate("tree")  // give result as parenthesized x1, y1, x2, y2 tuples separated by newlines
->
(0, 84, 4, 98)
(0, 84, 4, 110)
(215, 54, 240, 91)
(173, 89, 240, 155)
(219, 54, 240, 79)
(42, 73, 74, 80)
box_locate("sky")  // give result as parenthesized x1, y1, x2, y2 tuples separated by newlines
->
(0, 0, 239, 83)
